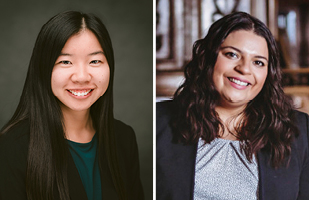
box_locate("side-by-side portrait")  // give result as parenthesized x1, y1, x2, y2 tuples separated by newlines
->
(1, 0, 309, 200)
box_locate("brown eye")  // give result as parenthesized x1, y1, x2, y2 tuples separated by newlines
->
(254, 60, 265, 67)
(225, 52, 238, 59)
(90, 60, 101, 64)
(60, 60, 72, 65)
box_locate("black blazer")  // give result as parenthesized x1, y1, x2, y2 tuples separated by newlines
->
(0, 119, 144, 200)
(156, 101, 309, 200)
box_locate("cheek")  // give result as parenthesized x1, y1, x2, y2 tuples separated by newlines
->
(51, 70, 68, 95)
(96, 67, 110, 92)
(213, 61, 224, 74)
(252, 69, 268, 99)
(256, 69, 268, 87)
(51, 71, 61, 93)
(213, 60, 226, 88)
(213, 55, 229, 76)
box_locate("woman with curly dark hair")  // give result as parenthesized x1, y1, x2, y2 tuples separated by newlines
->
(157, 12, 309, 200)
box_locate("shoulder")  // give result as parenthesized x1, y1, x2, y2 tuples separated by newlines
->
(112, 118, 140, 163)
(156, 100, 176, 118)
(0, 120, 29, 187)
(292, 110, 309, 150)
(112, 119, 139, 173)
(113, 119, 138, 154)
(290, 110, 309, 166)
(294, 110, 309, 134)
(291, 111, 309, 199)
(156, 100, 176, 132)
(112, 119, 144, 199)
(113, 119, 136, 141)
(0, 120, 30, 154)
(156, 100, 181, 152)
(293, 110, 309, 144)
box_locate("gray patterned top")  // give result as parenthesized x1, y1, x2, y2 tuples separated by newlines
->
(194, 138, 259, 200)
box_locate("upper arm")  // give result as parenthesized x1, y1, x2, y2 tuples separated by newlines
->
(0, 135, 28, 200)
(127, 127, 145, 200)
(114, 121, 145, 200)
(297, 113, 309, 199)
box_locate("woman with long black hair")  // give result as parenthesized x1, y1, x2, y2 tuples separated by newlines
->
(0, 11, 143, 200)
(157, 12, 309, 200)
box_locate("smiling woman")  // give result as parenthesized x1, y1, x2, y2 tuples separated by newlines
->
(213, 30, 269, 123)
(52, 30, 110, 115)
(0, 11, 144, 200)
(156, 12, 309, 200)
(214, 30, 268, 106)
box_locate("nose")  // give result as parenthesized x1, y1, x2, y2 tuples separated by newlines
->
(234, 58, 251, 75)
(71, 65, 91, 83)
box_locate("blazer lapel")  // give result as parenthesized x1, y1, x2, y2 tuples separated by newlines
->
(257, 150, 269, 200)
(100, 153, 119, 200)
(257, 149, 300, 200)
(258, 150, 288, 200)
(157, 131, 197, 200)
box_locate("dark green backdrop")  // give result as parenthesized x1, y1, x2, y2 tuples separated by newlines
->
(0, 0, 153, 198)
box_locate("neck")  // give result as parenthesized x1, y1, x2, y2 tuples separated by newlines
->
(215, 104, 246, 140)
(215, 105, 245, 122)
(61, 106, 95, 143)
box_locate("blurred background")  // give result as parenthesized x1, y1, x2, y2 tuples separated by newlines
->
(0, 0, 152, 198)
(156, 0, 309, 114)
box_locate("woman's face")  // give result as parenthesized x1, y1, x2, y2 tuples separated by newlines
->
(51, 29, 110, 113)
(212, 30, 268, 109)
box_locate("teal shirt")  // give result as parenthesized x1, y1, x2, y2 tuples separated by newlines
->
(67, 134, 102, 200)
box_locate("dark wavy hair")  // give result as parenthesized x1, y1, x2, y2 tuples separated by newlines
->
(173, 12, 298, 167)
(0, 11, 126, 199)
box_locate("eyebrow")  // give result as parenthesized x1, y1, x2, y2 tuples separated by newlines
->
(220, 46, 268, 62)
(88, 51, 105, 56)
(58, 51, 105, 56)
(59, 53, 72, 56)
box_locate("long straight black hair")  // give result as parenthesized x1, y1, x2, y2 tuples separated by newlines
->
(0, 11, 126, 200)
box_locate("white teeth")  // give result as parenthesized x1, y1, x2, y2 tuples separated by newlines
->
(229, 78, 249, 86)
(68, 89, 92, 96)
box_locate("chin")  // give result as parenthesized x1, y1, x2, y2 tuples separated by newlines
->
(72, 106, 92, 111)
(62, 104, 92, 112)
(221, 97, 248, 107)
(230, 100, 251, 107)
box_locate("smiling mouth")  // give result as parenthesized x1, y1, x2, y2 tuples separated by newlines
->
(67, 89, 93, 96)
(228, 77, 250, 86)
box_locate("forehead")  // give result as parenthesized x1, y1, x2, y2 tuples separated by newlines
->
(221, 30, 268, 58)
(61, 29, 103, 53)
